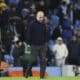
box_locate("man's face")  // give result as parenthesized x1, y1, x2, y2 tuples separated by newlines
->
(77, 30, 80, 37)
(12, 7, 16, 12)
(30, 3, 36, 10)
(64, 15, 68, 19)
(36, 11, 44, 22)
(57, 40, 63, 45)
(18, 42, 22, 47)
(72, 36, 77, 42)
(70, 4, 74, 9)
(1, 48, 5, 53)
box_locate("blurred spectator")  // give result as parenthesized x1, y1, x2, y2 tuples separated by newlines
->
(20, 7, 35, 41)
(73, 3, 79, 25)
(67, 35, 79, 65)
(4, 53, 14, 67)
(36, 0, 48, 15)
(52, 37, 68, 67)
(3, 30, 14, 54)
(0, 47, 6, 62)
(49, 9, 60, 35)
(62, 0, 70, 4)
(70, 0, 77, 3)
(59, 1, 68, 15)
(12, 40, 25, 66)
(0, 46, 6, 76)
(0, 2, 10, 48)
(0, 0, 5, 2)
(76, 30, 80, 39)
(9, 6, 19, 17)
(51, 26, 61, 41)
(21, 7, 35, 24)
(67, 35, 80, 76)
(62, 14, 73, 43)
(30, 2, 36, 14)
(9, 6, 22, 38)
(0, 2, 9, 28)
(58, 1, 68, 24)
(75, 19, 80, 30)
(7, 0, 21, 7)
(49, 9, 61, 41)
(50, 0, 61, 9)
(77, 0, 80, 8)
(67, 3, 75, 24)
(19, 0, 30, 12)
(67, 3, 79, 25)
(74, 7, 80, 31)
(21, 8, 30, 19)
(77, 31, 80, 66)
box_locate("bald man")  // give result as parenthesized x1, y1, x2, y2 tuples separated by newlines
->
(26, 11, 49, 79)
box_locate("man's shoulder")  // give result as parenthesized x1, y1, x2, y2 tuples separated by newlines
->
(29, 20, 37, 27)
(62, 43, 67, 47)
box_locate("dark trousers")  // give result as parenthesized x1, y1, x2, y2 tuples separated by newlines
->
(20, 59, 32, 77)
(14, 58, 21, 66)
(26, 44, 47, 78)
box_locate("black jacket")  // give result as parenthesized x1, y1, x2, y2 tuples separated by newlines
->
(26, 20, 50, 45)
(67, 40, 80, 65)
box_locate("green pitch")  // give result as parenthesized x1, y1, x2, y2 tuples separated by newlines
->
(0, 77, 80, 80)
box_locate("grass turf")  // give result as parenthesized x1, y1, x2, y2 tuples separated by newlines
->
(0, 77, 80, 80)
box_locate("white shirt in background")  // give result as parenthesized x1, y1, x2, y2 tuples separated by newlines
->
(52, 43, 68, 59)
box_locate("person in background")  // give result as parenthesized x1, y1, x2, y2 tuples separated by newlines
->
(7, 0, 21, 7)
(52, 37, 68, 67)
(75, 8, 80, 31)
(26, 11, 49, 79)
(58, 1, 68, 24)
(0, 46, 6, 76)
(30, 2, 36, 14)
(67, 35, 80, 76)
(49, 9, 60, 36)
(67, 35, 79, 65)
(36, 0, 48, 15)
(67, 3, 75, 25)
(18, 0, 30, 12)
(76, 30, 80, 39)
(62, 14, 73, 44)
(12, 40, 25, 66)
(62, 0, 70, 5)
(0, 47, 6, 62)
(50, 0, 61, 10)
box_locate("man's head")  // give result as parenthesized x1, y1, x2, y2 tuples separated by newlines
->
(68, 3, 74, 10)
(63, 14, 68, 19)
(57, 37, 63, 45)
(1, 46, 6, 53)
(36, 11, 45, 22)
(71, 35, 77, 42)
(15, 40, 23, 48)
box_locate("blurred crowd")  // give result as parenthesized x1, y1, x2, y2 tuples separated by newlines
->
(0, 0, 80, 71)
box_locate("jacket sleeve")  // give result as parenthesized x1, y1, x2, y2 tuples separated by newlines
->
(52, 45, 57, 54)
(64, 44, 69, 58)
(44, 25, 51, 42)
(26, 22, 33, 45)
